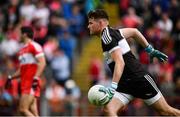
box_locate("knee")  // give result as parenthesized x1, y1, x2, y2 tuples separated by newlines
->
(19, 107, 28, 115)
(103, 106, 121, 116)
(31, 108, 38, 116)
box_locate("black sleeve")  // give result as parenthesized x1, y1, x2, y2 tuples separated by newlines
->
(101, 28, 124, 53)
(101, 38, 118, 53)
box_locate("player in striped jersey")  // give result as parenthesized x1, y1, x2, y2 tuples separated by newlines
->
(87, 9, 180, 116)
(5, 26, 46, 116)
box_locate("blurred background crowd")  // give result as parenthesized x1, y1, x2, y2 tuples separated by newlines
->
(0, 0, 179, 116)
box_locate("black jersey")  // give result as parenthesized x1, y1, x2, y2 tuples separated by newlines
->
(101, 26, 148, 81)
(101, 27, 161, 100)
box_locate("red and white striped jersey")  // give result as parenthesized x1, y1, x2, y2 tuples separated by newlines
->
(18, 41, 44, 78)
(18, 41, 44, 66)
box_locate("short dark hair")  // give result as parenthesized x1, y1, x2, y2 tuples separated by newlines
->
(21, 26, 34, 38)
(87, 9, 109, 20)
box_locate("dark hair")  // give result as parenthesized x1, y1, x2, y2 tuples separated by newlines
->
(21, 26, 34, 38)
(87, 9, 109, 20)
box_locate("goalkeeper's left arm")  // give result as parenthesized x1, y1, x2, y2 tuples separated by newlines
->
(99, 48, 125, 105)
(110, 48, 124, 89)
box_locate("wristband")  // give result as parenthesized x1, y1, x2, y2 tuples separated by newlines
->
(8, 75, 12, 79)
(111, 82, 118, 90)
(145, 44, 154, 53)
(34, 76, 39, 80)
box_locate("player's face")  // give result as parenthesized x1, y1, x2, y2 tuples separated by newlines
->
(19, 32, 26, 42)
(88, 18, 101, 35)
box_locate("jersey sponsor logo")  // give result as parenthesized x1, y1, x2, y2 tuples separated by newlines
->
(145, 93, 153, 96)
(19, 53, 37, 64)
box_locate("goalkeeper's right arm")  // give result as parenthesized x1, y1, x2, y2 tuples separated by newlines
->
(120, 28, 168, 62)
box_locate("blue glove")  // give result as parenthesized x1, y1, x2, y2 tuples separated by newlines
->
(98, 82, 117, 105)
(145, 45, 168, 62)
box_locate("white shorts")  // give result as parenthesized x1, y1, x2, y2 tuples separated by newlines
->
(114, 91, 162, 105)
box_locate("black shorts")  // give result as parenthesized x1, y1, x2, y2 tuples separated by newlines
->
(115, 74, 162, 105)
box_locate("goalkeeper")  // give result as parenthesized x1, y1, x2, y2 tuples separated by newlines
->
(87, 9, 180, 116)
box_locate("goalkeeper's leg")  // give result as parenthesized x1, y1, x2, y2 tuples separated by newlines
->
(151, 96, 180, 116)
(103, 97, 125, 116)
(103, 92, 133, 116)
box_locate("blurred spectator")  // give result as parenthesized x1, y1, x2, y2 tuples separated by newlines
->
(126, 99, 149, 116)
(0, 88, 13, 116)
(32, 19, 48, 45)
(0, 27, 5, 43)
(121, 7, 143, 28)
(98, 71, 111, 88)
(139, 51, 149, 65)
(59, 30, 77, 72)
(47, 14, 62, 36)
(64, 79, 81, 116)
(85, 0, 95, 14)
(161, 32, 176, 64)
(145, 23, 161, 49)
(6, 24, 21, 41)
(43, 36, 59, 61)
(169, 0, 180, 29)
(50, 48, 70, 87)
(158, 62, 175, 97)
(157, 12, 173, 32)
(0, 38, 20, 56)
(173, 58, 180, 96)
(62, 0, 74, 20)
(49, 0, 62, 15)
(45, 80, 66, 116)
(51, 17, 70, 36)
(0, 72, 16, 115)
(3, 0, 20, 30)
(69, 4, 85, 37)
(137, 0, 151, 26)
(148, 59, 161, 78)
(0, 10, 5, 29)
(19, 0, 36, 25)
(118, 0, 130, 17)
(0, 0, 8, 7)
(85, 0, 103, 14)
(151, 0, 170, 12)
(150, 4, 162, 22)
(89, 57, 102, 86)
(33, 0, 50, 26)
(172, 19, 180, 55)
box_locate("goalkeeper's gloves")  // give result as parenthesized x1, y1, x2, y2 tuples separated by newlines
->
(32, 76, 40, 90)
(145, 44, 168, 62)
(5, 75, 12, 89)
(98, 82, 118, 105)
